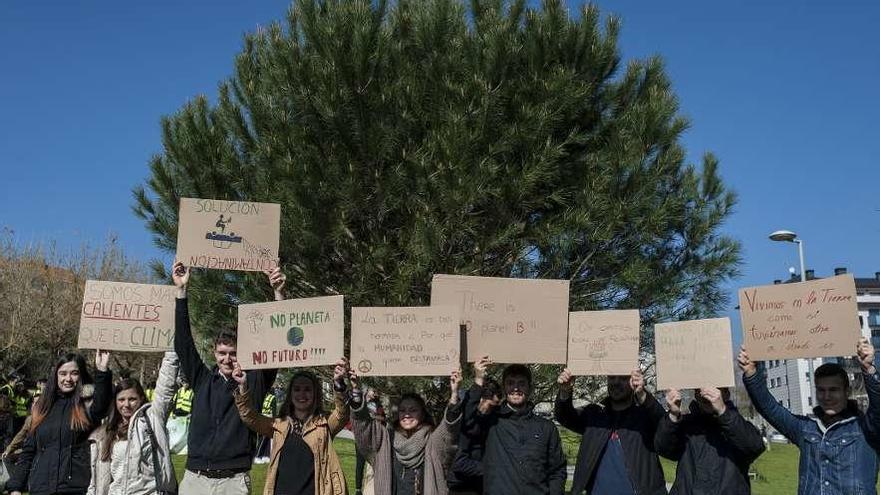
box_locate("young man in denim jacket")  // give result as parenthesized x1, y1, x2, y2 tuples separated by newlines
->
(740, 338, 880, 495)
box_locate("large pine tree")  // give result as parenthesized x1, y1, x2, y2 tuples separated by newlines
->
(134, 0, 740, 402)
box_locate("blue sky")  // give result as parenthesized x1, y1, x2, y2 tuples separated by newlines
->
(2, 1, 878, 338)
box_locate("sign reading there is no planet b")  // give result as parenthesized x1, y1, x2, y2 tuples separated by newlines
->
(177, 198, 281, 272)
(78, 280, 176, 352)
(236, 295, 344, 370)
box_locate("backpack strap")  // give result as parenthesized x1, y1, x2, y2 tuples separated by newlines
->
(140, 404, 168, 494)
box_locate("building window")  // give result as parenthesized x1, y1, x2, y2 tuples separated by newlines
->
(808, 397, 813, 406)
(870, 309, 880, 327)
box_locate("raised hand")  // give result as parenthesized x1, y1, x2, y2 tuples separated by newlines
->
(737, 347, 757, 378)
(95, 350, 110, 372)
(557, 368, 574, 399)
(630, 369, 647, 404)
(700, 387, 726, 416)
(857, 337, 876, 373)
(266, 267, 287, 301)
(666, 389, 683, 421)
(333, 357, 349, 383)
(474, 355, 492, 386)
(449, 369, 462, 405)
(172, 261, 190, 289)
(232, 362, 247, 391)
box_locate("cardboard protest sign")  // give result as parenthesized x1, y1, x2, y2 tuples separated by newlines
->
(176, 198, 280, 272)
(237, 295, 344, 370)
(655, 318, 735, 390)
(739, 274, 861, 360)
(567, 310, 640, 376)
(430, 275, 570, 363)
(78, 280, 176, 352)
(350, 306, 460, 376)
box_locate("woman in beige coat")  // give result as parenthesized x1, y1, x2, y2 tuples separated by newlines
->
(233, 358, 351, 495)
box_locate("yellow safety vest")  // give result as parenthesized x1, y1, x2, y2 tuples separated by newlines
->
(145, 388, 155, 402)
(13, 395, 29, 417)
(262, 394, 277, 416)
(175, 388, 193, 415)
(1, 385, 28, 417)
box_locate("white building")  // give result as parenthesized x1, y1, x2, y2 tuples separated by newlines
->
(762, 268, 880, 416)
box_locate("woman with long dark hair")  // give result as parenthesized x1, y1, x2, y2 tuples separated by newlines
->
(5, 350, 112, 495)
(88, 351, 179, 495)
(232, 358, 351, 495)
(352, 370, 463, 495)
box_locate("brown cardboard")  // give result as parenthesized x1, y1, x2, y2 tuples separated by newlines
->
(350, 306, 460, 376)
(567, 310, 640, 376)
(430, 274, 570, 363)
(738, 274, 861, 360)
(78, 280, 176, 352)
(176, 198, 280, 272)
(655, 318, 735, 390)
(236, 295, 344, 370)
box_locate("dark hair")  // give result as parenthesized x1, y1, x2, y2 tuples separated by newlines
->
(100, 378, 146, 462)
(394, 393, 435, 429)
(31, 353, 93, 434)
(481, 378, 502, 400)
(214, 328, 237, 348)
(502, 364, 532, 386)
(279, 371, 324, 419)
(815, 363, 849, 388)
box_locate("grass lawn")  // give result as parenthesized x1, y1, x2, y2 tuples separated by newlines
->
(171, 432, 876, 494)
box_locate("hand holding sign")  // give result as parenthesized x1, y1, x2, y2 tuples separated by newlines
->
(266, 267, 286, 301)
(666, 389, 682, 422)
(172, 262, 190, 296)
(699, 387, 726, 416)
(857, 337, 876, 374)
(474, 355, 492, 387)
(333, 357, 350, 386)
(232, 362, 247, 393)
(557, 368, 574, 400)
(630, 369, 647, 405)
(737, 347, 757, 378)
(449, 369, 463, 406)
(95, 350, 111, 372)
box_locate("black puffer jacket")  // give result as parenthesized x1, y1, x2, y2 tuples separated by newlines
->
(556, 393, 667, 495)
(5, 370, 112, 495)
(654, 401, 765, 495)
(480, 400, 566, 495)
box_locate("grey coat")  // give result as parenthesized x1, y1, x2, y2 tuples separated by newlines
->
(89, 351, 179, 495)
(353, 403, 461, 495)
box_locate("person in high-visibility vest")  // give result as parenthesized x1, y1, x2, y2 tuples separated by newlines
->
(261, 390, 277, 416)
(0, 374, 29, 432)
(173, 383, 193, 417)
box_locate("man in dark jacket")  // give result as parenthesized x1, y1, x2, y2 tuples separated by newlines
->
(173, 262, 283, 494)
(448, 356, 502, 495)
(556, 367, 667, 495)
(655, 387, 765, 494)
(478, 363, 567, 495)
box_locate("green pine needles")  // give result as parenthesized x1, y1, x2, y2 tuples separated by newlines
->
(133, 0, 741, 401)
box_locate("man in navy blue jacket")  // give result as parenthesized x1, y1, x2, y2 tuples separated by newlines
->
(740, 337, 880, 495)
(172, 261, 284, 495)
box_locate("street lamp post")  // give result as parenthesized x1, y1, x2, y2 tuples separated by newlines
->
(769, 229, 814, 414)
(768, 230, 806, 282)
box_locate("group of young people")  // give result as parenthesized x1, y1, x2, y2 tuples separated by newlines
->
(2, 261, 880, 495)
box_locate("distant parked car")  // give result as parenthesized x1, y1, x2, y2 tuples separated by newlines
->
(769, 433, 789, 443)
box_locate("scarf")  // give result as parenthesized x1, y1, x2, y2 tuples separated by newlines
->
(393, 425, 430, 468)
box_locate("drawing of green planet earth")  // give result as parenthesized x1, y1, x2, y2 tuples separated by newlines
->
(287, 327, 305, 346)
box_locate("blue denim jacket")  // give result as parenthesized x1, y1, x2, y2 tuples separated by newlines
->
(744, 366, 880, 495)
